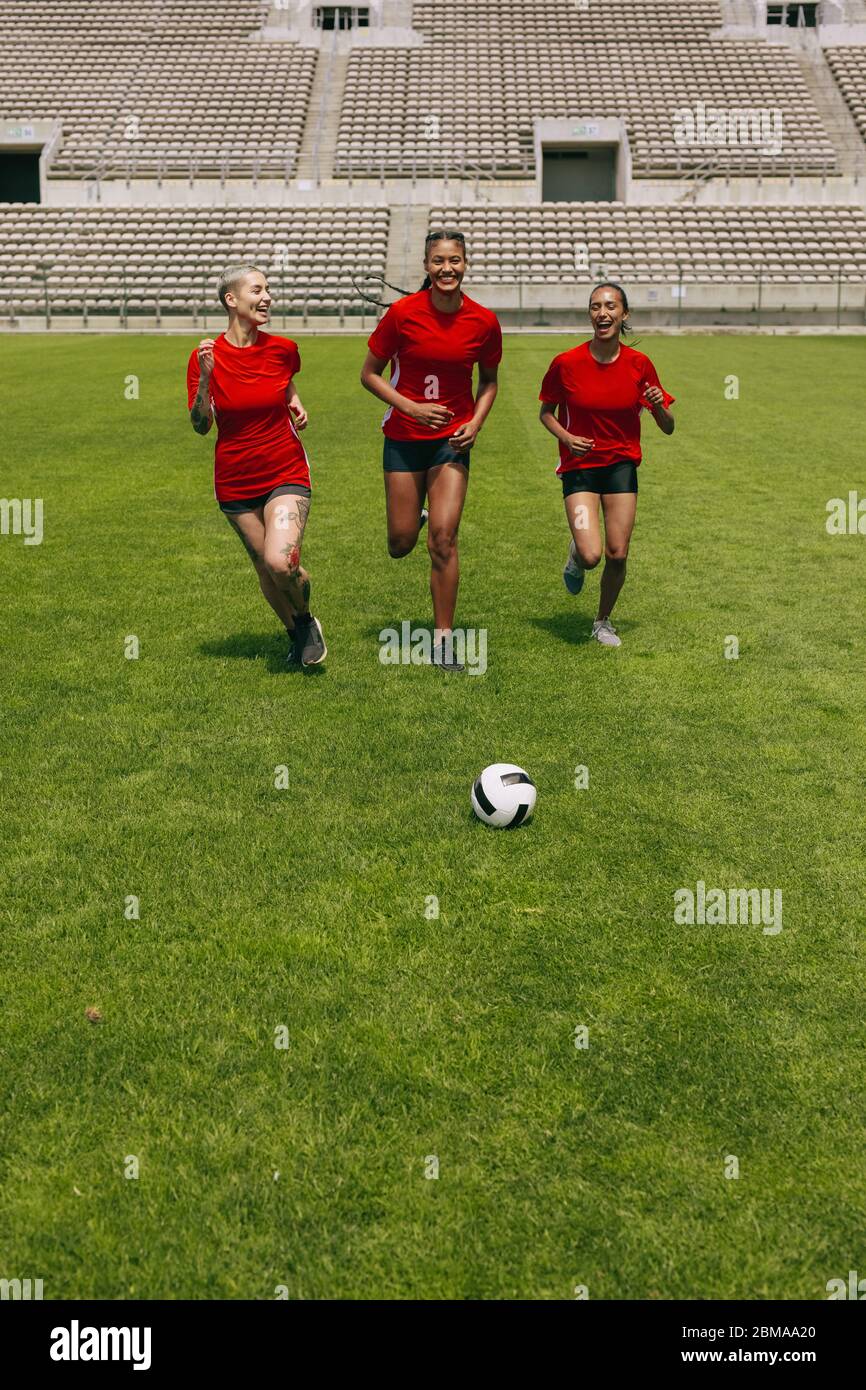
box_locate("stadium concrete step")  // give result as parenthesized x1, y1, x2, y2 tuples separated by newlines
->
(385, 204, 431, 295)
(296, 42, 350, 184)
(795, 45, 866, 179)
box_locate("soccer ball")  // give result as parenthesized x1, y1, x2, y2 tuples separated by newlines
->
(471, 763, 537, 829)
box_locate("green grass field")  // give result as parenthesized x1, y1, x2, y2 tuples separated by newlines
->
(2, 332, 865, 1301)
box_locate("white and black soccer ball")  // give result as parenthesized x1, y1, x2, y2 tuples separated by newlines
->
(471, 763, 537, 829)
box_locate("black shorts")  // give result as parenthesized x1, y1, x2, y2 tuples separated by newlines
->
(561, 460, 638, 497)
(218, 483, 312, 514)
(383, 437, 471, 473)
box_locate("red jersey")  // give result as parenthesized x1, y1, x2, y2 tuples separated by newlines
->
(186, 331, 310, 501)
(539, 341, 675, 474)
(367, 288, 502, 441)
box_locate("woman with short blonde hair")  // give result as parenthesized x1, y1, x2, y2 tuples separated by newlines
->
(187, 264, 326, 666)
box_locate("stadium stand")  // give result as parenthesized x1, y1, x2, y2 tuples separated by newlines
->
(411, 0, 724, 40)
(335, 1, 839, 177)
(0, 1, 315, 177)
(0, 0, 864, 325)
(0, 206, 389, 316)
(826, 47, 866, 145)
(430, 204, 866, 283)
(0, 0, 269, 38)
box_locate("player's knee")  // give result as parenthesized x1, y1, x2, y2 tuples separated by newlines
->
(428, 527, 456, 567)
(577, 546, 603, 570)
(605, 545, 629, 565)
(266, 547, 301, 581)
(388, 533, 416, 559)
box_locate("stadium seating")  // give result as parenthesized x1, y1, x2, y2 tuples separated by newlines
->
(0, 2, 862, 323)
(336, 0, 838, 178)
(825, 47, 866, 147)
(0, 1, 314, 177)
(0, 0, 269, 38)
(429, 204, 866, 283)
(412, 0, 724, 41)
(0, 207, 389, 316)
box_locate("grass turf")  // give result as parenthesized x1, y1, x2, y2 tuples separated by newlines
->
(1, 332, 864, 1300)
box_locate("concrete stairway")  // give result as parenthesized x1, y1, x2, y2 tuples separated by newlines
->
(295, 44, 349, 183)
(385, 203, 430, 292)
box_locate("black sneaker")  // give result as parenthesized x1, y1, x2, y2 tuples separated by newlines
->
(293, 613, 327, 667)
(432, 635, 464, 673)
(286, 628, 301, 665)
(419, 506, 429, 532)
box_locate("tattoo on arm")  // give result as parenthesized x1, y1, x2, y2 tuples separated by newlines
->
(190, 382, 213, 435)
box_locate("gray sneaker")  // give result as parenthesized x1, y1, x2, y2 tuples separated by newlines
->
(591, 617, 621, 648)
(293, 613, 327, 666)
(563, 539, 585, 595)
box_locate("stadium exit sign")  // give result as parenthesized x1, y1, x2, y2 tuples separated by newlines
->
(571, 124, 600, 137)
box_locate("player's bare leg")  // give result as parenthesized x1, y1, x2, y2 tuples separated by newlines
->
(563, 491, 603, 593)
(426, 460, 469, 640)
(593, 491, 637, 646)
(384, 470, 427, 557)
(262, 493, 311, 614)
(225, 508, 297, 632)
(262, 492, 325, 666)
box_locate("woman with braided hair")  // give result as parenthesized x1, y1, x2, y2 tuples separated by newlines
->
(360, 230, 502, 672)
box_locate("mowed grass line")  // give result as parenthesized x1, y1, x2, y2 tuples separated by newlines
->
(1, 333, 864, 1300)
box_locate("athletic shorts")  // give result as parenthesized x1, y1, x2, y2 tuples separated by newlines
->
(560, 460, 638, 497)
(383, 437, 472, 472)
(218, 483, 312, 514)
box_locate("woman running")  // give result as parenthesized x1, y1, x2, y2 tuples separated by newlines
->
(538, 282, 675, 648)
(186, 264, 326, 667)
(360, 230, 502, 672)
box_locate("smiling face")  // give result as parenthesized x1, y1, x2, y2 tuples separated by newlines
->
(589, 285, 628, 340)
(225, 269, 271, 326)
(425, 238, 466, 295)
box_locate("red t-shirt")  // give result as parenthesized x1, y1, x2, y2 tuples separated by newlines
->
(539, 341, 675, 474)
(367, 288, 502, 441)
(186, 331, 310, 501)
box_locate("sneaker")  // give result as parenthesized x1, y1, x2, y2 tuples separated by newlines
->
(432, 634, 465, 673)
(563, 539, 585, 595)
(419, 506, 429, 532)
(592, 617, 621, 648)
(293, 613, 327, 666)
(286, 628, 301, 665)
